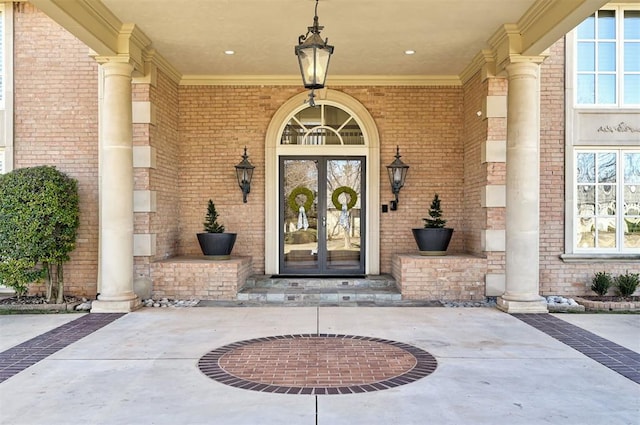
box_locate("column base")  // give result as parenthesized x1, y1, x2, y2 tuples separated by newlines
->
(496, 297, 548, 314)
(91, 298, 141, 313)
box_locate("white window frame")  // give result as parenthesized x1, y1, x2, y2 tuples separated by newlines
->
(573, 148, 640, 254)
(574, 5, 640, 108)
(0, 2, 13, 175)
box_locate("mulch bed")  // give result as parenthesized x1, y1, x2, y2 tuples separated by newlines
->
(0, 295, 81, 305)
(578, 296, 639, 302)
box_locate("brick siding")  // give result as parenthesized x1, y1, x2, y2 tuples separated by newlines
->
(150, 256, 251, 300)
(392, 254, 487, 301)
(13, 3, 99, 297)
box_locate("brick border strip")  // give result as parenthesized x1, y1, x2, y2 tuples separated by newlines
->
(0, 313, 125, 383)
(513, 314, 640, 384)
(198, 334, 437, 395)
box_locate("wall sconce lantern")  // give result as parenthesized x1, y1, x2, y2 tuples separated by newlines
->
(235, 147, 255, 203)
(386, 146, 409, 210)
(295, 0, 334, 107)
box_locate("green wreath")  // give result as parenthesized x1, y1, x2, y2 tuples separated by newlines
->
(288, 186, 315, 212)
(332, 186, 358, 210)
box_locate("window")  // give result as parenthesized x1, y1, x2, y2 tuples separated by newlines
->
(281, 105, 364, 145)
(575, 149, 640, 252)
(575, 6, 640, 106)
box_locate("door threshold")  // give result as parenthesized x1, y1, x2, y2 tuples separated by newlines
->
(271, 274, 366, 279)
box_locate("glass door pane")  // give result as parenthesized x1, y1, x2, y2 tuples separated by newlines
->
(282, 159, 319, 272)
(326, 159, 363, 271)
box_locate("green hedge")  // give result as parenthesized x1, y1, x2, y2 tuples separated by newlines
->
(0, 166, 79, 301)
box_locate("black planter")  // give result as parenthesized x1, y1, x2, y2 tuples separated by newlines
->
(197, 233, 237, 259)
(412, 228, 454, 256)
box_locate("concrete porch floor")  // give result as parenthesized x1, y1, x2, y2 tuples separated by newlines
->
(0, 307, 638, 425)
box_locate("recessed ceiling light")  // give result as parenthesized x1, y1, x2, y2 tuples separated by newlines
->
(404, 50, 416, 55)
(224, 50, 235, 55)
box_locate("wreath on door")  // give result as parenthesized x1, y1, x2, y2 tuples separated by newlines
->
(332, 186, 358, 210)
(288, 186, 315, 212)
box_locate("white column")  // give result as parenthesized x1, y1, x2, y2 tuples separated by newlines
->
(497, 60, 547, 313)
(91, 61, 140, 313)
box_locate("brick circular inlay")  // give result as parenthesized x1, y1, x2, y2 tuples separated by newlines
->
(198, 334, 437, 395)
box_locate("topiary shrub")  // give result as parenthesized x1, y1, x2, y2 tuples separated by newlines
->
(0, 166, 79, 303)
(203, 199, 224, 233)
(591, 271, 612, 296)
(423, 193, 447, 228)
(614, 271, 639, 298)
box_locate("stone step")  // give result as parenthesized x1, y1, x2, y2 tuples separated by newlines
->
(233, 274, 447, 306)
(237, 286, 402, 306)
(242, 274, 397, 290)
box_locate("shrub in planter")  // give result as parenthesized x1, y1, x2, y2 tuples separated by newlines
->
(591, 271, 612, 296)
(0, 166, 79, 303)
(196, 199, 236, 259)
(614, 271, 639, 298)
(412, 193, 454, 256)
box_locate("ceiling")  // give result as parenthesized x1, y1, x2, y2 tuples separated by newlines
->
(100, 0, 535, 77)
(33, 0, 614, 82)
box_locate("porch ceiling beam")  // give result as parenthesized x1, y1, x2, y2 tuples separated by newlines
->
(30, 0, 152, 75)
(518, 0, 611, 57)
(30, 0, 120, 56)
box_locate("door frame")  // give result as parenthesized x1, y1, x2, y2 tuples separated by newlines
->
(265, 90, 380, 275)
(279, 156, 366, 275)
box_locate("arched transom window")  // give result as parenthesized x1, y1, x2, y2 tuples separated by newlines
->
(281, 104, 364, 146)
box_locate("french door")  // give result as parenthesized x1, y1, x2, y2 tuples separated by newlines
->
(279, 156, 365, 275)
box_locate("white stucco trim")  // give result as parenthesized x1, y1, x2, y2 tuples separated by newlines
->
(133, 190, 157, 212)
(265, 90, 380, 275)
(485, 273, 506, 296)
(482, 185, 506, 208)
(484, 95, 507, 118)
(1, 3, 14, 173)
(133, 146, 157, 168)
(482, 229, 506, 252)
(481, 140, 506, 163)
(132, 101, 155, 125)
(133, 233, 157, 257)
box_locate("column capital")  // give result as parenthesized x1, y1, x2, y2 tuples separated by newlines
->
(91, 24, 150, 76)
(95, 58, 135, 77)
(505, 54, 546, 74)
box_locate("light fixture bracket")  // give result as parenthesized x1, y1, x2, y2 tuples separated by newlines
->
(295, 0, 334, 106)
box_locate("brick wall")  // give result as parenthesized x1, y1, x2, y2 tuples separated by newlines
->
(149, 71, 181, 263)
(462, 72, 488, 255)
(177, 86, 302, 274)
(340, 87, 465, 272)
(13, 3, 99, 297)
(132, 69, 181, 283)
(151, 256, 251, 300)
(177, 85, 465, 275)
(538, 38, 638, 296)
(392, 254, 487, 300)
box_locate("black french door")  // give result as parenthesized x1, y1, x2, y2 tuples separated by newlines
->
(279, 156, 365, 275)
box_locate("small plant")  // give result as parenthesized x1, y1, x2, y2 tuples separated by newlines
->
(423, 193, 447, 228)
(614, 271, 639, 298)
(591, 271, 612, 296)
(203, 199, 225, 233)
